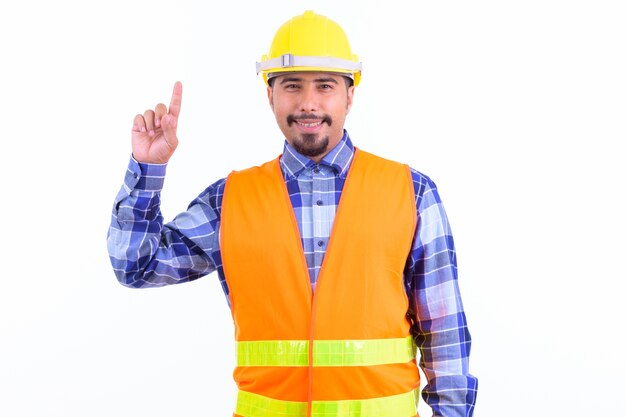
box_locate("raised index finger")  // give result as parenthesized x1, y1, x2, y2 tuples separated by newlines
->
(169, 81, 183, 117)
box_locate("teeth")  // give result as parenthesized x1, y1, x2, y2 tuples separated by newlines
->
(297, 121, 322, 127)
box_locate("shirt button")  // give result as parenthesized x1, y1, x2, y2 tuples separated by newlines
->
(316, 200, 323, 206)
(317, 240, 324, 247)
(313, 168, 320, 174)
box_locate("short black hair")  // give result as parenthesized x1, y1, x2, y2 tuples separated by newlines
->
(268, 74, 354, 89)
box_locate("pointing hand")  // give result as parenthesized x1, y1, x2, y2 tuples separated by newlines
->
(131, 81, 183, 164)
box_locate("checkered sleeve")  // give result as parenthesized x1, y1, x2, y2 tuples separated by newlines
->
(107, 157, 222, 288)
(406, 169, 478, 417)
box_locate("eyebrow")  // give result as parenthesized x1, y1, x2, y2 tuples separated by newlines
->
(279, 77, 339, 85)
(314, 78, 339, 84)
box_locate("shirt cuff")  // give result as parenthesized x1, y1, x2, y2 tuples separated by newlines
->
(126, 155, 168, 192)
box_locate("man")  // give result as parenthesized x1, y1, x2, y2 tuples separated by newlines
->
(108, 10, 477, 417)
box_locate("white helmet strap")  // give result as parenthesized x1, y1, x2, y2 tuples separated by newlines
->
(256, 54, 362, 75)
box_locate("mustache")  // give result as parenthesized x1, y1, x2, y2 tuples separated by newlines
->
(287, 114, 333, 126)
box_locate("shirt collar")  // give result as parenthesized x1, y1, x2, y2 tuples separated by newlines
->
(280, 130, 355, 179)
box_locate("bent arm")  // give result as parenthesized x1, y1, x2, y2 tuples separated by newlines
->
(406, 171, 478, 417)
(107, 157, 223, 288)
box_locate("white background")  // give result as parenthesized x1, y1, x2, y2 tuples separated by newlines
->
(1, 1, 624, 416)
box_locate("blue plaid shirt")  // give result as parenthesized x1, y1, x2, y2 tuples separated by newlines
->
(108, 131, 477, 416)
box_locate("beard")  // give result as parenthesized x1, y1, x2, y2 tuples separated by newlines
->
(287, 113, 333, 158)
(291, 134, 330, 158)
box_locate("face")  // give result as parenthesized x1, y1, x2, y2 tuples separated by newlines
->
(268, 72, 355, 162)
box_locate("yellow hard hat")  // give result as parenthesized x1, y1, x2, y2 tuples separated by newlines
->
(256, 10, 362, 86)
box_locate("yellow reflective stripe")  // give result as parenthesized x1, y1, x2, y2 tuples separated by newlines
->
(236, 390, 305, 417)
(313, 336, 415, 367)
(236, 336, 415, 367)
(237, 340, 309, 367)
(236, 389, 418, 417)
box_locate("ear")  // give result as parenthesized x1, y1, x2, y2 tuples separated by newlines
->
(346, 85, 355, 114)
(267, 86, 274, 109)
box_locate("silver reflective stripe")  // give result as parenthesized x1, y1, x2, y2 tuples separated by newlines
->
(256, 54, 362, 74)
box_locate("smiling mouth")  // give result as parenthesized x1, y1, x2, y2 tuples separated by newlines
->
(287, 114, 332, 127)
(296, 120, 323, 128)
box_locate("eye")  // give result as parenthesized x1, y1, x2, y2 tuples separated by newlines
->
(319, 84, 334, 90)
(284, 83, 300, 90)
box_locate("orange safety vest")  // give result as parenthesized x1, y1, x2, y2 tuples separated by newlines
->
(221, 149, 420, 417)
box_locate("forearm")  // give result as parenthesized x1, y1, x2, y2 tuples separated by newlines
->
(415, 305, 477, 417)
(107, 157, 216, 287)
(410, 260, 478, 417)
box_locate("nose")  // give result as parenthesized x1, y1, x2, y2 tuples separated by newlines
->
(299, 84, 318, 112)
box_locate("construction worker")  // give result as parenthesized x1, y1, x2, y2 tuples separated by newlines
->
(107, 10, 477, 417)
